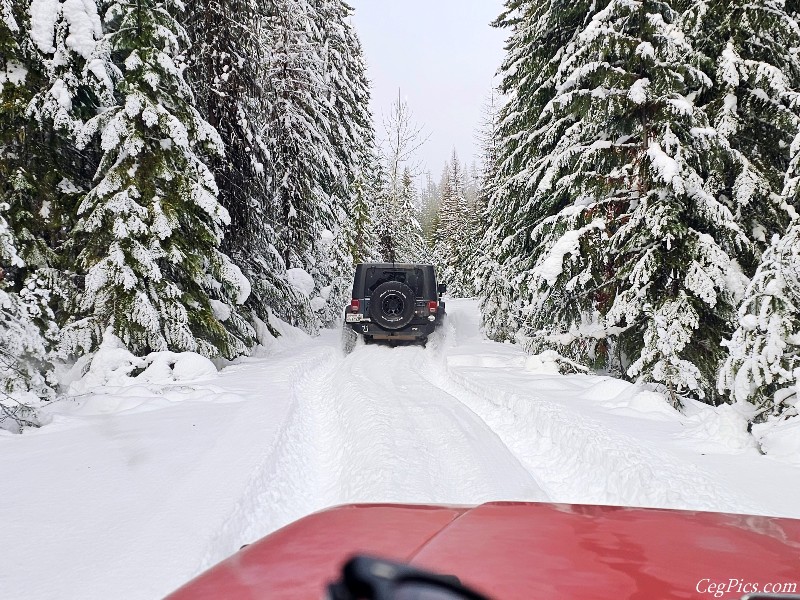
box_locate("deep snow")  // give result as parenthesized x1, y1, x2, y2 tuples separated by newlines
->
(1, 299, 798, 599)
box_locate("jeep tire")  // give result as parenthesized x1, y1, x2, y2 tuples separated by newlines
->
(369, 281, 416, 330)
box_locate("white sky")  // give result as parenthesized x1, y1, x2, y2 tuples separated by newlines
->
(348, 0, 507, 178)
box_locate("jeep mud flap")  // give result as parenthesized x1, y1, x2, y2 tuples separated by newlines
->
(341, 324, 358, 354)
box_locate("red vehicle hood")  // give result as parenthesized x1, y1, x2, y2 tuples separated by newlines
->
(167, 502, 800, 599)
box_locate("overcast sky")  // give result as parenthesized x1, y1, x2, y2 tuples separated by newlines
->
(348, 1, 507, 178)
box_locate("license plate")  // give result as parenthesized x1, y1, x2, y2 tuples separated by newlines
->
(345, 313, 363, 323)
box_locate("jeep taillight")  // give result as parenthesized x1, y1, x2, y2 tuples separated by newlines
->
(428, 301, 438, 313)
(351, 299, 360, 313)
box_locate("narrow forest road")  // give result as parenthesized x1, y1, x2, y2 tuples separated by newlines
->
(1, 300, 798, 600)
(200, 299, 798, 570)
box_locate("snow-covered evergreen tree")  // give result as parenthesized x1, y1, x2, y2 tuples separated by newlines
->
(186, 0, 379, 330)
(373, 168, 428, 264)
(1, 193, 53, 433)
(483, 0, 755, 403)
(600, 1, 753, 402)
(311, 0, 375, 211)
(1, 0, 118, 366)
(0, 0, 42, 265)
(419, 171, 442, 247)
(64, 0, 255, 359)
(719, 223, 800, 420)
(473, 90, 503, 325)
(0, 1, 61, 428)
(27, 0, 114, 137)
(683, 0, 800, 253)
(343, 161, 381, 265)
(261, 0, 330, 268)
(1, 4, 56, 300)
(258, 0, 341, 330)
(720, 133, 800, 420)
(184, 0, 314, 334)
(307, 0, 377, 323)
(435, 154, 477, 296)
(480, 0, 599, 340)
(374, 92, 429, 264)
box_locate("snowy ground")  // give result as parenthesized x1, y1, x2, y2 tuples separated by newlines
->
(2, 299, 799, 599)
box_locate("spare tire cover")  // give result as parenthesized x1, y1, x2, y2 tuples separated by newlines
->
(370, 281, 416, 330)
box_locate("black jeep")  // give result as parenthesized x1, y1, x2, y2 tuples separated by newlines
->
(343, 263, 446, 347)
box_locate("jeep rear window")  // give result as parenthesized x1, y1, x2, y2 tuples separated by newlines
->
(364, 268, 424, 297)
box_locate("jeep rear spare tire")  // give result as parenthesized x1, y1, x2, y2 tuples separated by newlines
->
(370, 281, 416, 330)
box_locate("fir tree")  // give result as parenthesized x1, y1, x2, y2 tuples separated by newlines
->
(259, 0, 341, 330)
(375, 92, 429, 264)
(310, 0, 375, 214)
(683, 0, 800, 252)
(344, 160, 381, 265)
(65, 0, 254, 359)
(0, 0, 61, 427)
(184, 0, 314, 334)
(27, 0, 113, 137)
(4, 0, 116, 360)
(1, 190, 53, 433)
(261, 0, 332, 271)
(307, 0, 376, 324)
(0, 0, 43, 268)
(418, 171, 442, 247)
(474, 92, 501, 323)
(435, 154, 477, 296)
(600, 1, 751, 403)
(395, 168, 429, 263)
(719, 222, 800, 420)
(720, 134, 800, 420)
(373, 168, 428, 264)
(483, 0, 754, 403)
(480, 0, 600, 340)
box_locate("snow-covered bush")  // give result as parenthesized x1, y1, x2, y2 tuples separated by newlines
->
(68, 330, 218, 396)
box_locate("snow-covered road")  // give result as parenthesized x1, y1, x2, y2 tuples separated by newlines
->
(1, 299, 798, 599)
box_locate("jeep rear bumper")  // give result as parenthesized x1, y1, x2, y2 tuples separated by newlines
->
(346, 319, 437, 339)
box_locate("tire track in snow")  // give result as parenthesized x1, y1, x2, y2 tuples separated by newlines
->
(419, 303, 768, 516)
(197, 345, 341, 570)
(201, 329, 548, 569)
(201, 297, 768, 576)
(319, 344, 548, 505)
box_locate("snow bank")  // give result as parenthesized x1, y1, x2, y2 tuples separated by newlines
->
(69, 331, 218, 396)
(430, 300, 798, 517)
(250, 309, 311, 356)
(677, 401, 756, 453)
(754, 418, 800, 466)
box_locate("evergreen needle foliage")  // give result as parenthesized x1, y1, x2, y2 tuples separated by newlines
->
(64, 0, 255, 358)
(480, 0, 800, 406)
(0, 0, 381, 427)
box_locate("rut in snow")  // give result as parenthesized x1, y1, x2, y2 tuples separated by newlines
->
(201, 299, 775, 571)
(422, 302, 769, 515)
